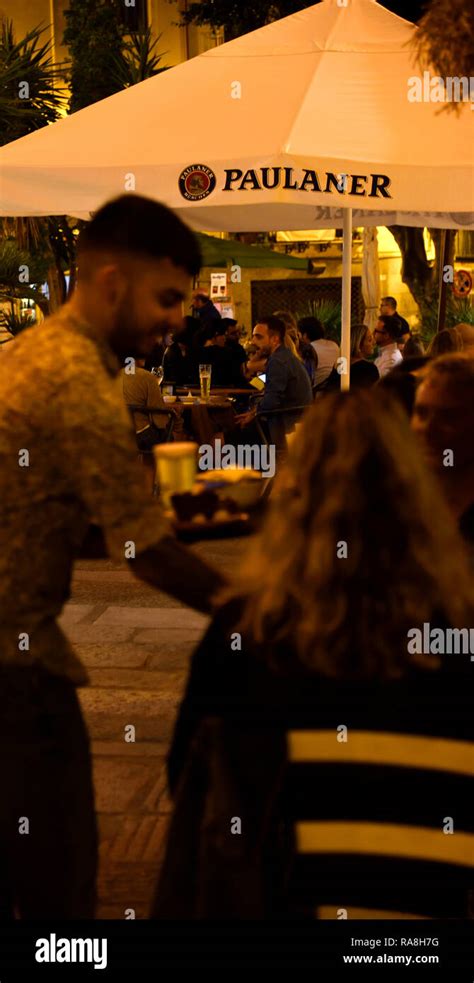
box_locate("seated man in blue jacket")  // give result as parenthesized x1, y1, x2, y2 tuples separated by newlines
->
(235, 315, 313, 449)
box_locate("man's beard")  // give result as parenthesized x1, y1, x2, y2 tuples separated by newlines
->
(110, 297, 166, 360)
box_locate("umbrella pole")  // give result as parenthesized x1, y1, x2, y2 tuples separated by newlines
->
(341, 207, 352, 391)
(436, 229, 454, 333)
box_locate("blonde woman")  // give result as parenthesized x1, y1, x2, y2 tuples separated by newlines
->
(158, 390, 474, 919)
(274, 309, 317, 385)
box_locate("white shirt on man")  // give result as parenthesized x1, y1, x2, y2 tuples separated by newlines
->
(311, 338, 340, 386)
(375, 342, 402, 378)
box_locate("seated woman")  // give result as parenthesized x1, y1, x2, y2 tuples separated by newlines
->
(324, 323, 379, 392)
(153, 389, 474, 920)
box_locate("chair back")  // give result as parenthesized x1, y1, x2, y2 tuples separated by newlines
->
(285, 728, 474, 919)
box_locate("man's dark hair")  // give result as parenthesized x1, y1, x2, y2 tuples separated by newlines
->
(298, 316, 325, 341)
(378, 314, 403, 341)
(221, 317, 238, 329)
(382, 296, 397, 310)
(376, 365, 417, 417)
(211, 323, 227, 337)
(78, 194, 201, 275)
(260, 315, 286, 344)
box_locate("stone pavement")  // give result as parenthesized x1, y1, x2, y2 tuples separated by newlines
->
(62, 538, 245, 919)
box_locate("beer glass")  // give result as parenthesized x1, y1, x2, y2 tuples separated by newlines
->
(199, 364, 212, 402)
(153, 442, 198, 510)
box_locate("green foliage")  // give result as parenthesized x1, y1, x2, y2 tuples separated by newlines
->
(0, 307, 34, 337)
(296, 298, 342, 343)
(63, 2, 169, 110)
(416, 296, 474, 344)
(63, 0, 125, 112)
(110, 28, 168, 88)
(173, 0, 425, 40)
(0, 239, 50, 305)
(0, 19, 65, 145)
(175, 1, 314, 40)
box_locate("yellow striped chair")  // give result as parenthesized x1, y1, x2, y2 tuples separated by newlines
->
(285, 729, 474, 919)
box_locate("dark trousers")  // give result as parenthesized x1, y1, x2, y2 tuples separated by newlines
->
(0, 665, 97, 919)
(136, 424, 167, 452)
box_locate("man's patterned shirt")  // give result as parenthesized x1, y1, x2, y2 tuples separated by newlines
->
(0, 306, 171, 684)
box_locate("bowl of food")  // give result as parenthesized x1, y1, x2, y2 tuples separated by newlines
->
(195, 467, 263, 509)
(163, 395, 177, 404)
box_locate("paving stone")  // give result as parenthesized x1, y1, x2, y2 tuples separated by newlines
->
(97, 860, 163, 908)
(58, 604, 96, 626)
(87, 668, 186, 690)
(146, 647, 195, 670)
(68, 542, 239, 913)
(94, 606, 208, 630)
(96, 903, 148, 920)
(134, 627, 203, 644)
(92, 740, 167, 757)
(73, 569, 138, 583)
(74, 643, 151, 669)
(63, 624, 135, 644)
(98, 814, 170, 863)
(93, 757, 169, 814)
(78, 689, 179, 742)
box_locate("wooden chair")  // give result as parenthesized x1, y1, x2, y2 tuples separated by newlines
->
(126, 404, 175, 494)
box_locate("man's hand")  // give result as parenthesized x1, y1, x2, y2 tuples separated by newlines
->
(234, 408, 256, 428)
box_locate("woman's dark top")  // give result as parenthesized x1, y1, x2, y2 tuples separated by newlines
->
(165, 600, 473, 919)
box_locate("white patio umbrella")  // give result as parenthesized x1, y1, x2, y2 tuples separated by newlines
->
(1, 0, 473, 386)
(362, 227, 381, 334)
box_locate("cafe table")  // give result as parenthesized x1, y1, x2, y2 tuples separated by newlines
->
(170, 394, 239, 445)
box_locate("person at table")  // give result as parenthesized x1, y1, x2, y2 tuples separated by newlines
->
(235, 316, 313, 444)
(374, 314, 403, 377)
(323, 323, 379, 392)
(0, 193, 227, 921)
(154, 389, 474, 919)
(163, 320, 198, 387)
(223, 317, 248, 368)
(298, 316, 340, 388)
(379, 296, 410, 350)
(195, 323, 251, 388)
(122, 358, 170, 451)
(191, 290, 221, 330)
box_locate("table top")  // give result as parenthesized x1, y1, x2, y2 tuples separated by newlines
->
(175, 387, 253, 396)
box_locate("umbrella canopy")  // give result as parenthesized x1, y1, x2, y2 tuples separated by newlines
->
(0, 0, 472, 228)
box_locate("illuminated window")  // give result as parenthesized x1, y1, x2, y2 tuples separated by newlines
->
(120, 0, 148, 34)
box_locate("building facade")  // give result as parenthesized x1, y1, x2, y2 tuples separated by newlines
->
(2, 0, 221, 81)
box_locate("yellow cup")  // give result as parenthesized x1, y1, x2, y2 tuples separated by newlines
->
(153, 442, 198, 510)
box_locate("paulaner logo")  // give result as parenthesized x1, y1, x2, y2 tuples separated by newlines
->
(35, 933, 107, 970)
(407, 623, 474, 655)
(222, 167, 392, 198)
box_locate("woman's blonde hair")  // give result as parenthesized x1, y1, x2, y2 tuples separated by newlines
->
(223, 390, 474, 680)
(272, 310, 303, 360)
